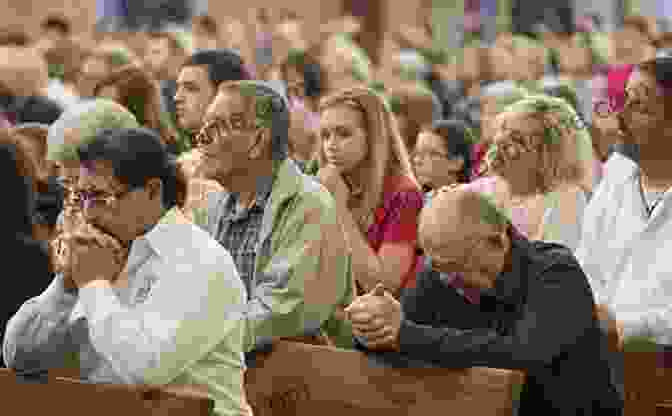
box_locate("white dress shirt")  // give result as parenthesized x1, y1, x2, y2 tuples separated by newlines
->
(3, 208, 251, 416)
(576, 152, 672, 344)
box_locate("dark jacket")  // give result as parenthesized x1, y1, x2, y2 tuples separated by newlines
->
(372, 233, 623, 415)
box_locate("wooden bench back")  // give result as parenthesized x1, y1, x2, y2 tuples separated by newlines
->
(0, 368, 213, 416)
(1, 340, 525, 416)
(244, 340, 524, 416)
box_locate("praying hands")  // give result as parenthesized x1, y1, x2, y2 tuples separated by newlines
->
(345, 283, 403, 351)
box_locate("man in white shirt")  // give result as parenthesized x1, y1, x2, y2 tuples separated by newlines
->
(576, 56, 672, 395)
(577, 56, 672, 343)
(3, 128, 252, 416)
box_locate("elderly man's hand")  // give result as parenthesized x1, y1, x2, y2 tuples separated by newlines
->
(345, 283, 402, 351)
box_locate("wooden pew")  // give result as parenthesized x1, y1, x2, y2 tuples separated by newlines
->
(0, 368, 213, 416)
(1, 341, 524, 416)
(244, 340, 525, 416)
(625, 352, 672, 416)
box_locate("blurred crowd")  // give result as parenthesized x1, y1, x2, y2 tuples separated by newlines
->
(0, 8, 671, 416)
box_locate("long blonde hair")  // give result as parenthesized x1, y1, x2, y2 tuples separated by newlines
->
(318, 87, 418, 230)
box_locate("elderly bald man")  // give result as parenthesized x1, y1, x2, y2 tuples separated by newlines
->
(346, 185, 622, 416)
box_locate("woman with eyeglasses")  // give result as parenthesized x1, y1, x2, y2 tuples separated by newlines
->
(316, 87, 423, 299)
(412, 119, 473, 202)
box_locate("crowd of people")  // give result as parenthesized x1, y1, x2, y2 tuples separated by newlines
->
(0, 8, 671, 415)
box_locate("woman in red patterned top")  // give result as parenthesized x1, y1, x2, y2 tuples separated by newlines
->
(316, 87, 423, 298)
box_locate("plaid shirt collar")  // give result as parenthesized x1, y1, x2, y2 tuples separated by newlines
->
(221, 173, 275, 222)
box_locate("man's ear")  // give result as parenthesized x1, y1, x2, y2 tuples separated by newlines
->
(249, 127, 271, 159)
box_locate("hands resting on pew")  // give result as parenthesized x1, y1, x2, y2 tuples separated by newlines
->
(345, 285, 627, 354)
(344, 283, 402, 352)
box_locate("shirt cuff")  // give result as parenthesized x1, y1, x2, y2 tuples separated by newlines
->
(78, 280, 119, 325)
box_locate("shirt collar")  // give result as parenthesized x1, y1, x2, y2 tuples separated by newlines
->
(481, 229, 529, 306)
(136, 207, 191, 261)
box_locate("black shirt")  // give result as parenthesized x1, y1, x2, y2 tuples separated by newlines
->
(389, 234, 622, 415)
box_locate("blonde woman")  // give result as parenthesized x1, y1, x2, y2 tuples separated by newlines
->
(484, 94, 590, 251)
(317, 87, 424, 298)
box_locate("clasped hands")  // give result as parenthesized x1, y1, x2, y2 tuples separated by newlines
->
(59, 228, 124, 289)
(343, 283, 403, 352)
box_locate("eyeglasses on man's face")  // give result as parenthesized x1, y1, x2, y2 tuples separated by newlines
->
(73, 187, 136, 210)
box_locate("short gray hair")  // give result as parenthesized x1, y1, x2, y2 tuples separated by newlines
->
(222, 81, 290, 163)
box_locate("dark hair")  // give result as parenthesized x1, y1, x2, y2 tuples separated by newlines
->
(77, 128, 187, 208)
(422, 119, 473, 183)
(281, 50, 324, 100)
(93, 64, 179, 150)
(0, 130, 35, 237)
(192, 15, 219, 36)
(41, 15, 71, 36)
(182, 49, 250, 89)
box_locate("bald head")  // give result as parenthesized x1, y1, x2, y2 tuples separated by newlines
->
(419, 185, 510, 254)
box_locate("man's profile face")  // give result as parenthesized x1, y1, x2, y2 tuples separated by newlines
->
(76, 160, 152, 242)
(195, 89, 258, 185)
(175, 65, 217, 132)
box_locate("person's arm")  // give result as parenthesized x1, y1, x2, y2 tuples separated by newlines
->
(3, 273, 78, 372)
(245, 197, 352, 351)
(397, 263, 595, 371)
(77, 245, 246, 385)
(339, 191, 423, 294)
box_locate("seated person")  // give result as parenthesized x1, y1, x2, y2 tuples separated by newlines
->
(3, 128, 252, 416)
(346, 184, 623, 415)
(195, 81, 355, 350)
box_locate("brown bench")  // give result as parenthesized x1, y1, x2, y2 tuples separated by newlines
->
(1, 340, 524, 416)
(625, 352, 672, 416)
(244, 340, 524, 416)
(0, 368, 213, 416)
